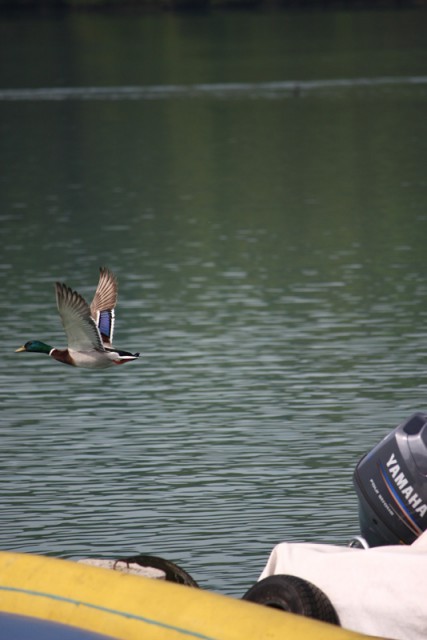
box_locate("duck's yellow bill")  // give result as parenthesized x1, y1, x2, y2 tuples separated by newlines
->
(15, 345, 26, 352)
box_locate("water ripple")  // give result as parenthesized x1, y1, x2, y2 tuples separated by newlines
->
(0, 76, 426, 101)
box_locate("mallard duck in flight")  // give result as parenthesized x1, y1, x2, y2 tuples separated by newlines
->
(16, 267, 140, 369)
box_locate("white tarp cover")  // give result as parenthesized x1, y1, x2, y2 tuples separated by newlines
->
(259, 530, 427, 640)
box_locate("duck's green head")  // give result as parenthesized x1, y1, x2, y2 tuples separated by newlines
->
(15, 340, 52, 355)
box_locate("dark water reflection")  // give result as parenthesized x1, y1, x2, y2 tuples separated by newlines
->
(1, 8, 427, 595)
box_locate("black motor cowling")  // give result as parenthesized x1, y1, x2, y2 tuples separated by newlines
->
(354, 412, 427, 547)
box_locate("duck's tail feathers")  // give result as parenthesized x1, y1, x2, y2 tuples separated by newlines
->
(106, 347, 140, 364)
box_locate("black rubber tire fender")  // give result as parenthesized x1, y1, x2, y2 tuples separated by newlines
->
(242, 574, 340, 626)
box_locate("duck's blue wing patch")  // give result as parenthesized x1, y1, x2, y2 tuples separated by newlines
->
(98, 309, 115, 344)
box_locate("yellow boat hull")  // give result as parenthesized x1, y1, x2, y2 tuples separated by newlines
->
(0, 552, 380, 639)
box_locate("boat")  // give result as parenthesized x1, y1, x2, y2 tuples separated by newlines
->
(0, 551, 381, 639)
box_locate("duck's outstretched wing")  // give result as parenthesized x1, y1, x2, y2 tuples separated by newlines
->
(90, 267, 118, 347)
(55, 283, 104, 352)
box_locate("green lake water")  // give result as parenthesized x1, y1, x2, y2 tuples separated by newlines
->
(1, 7, 427, 594)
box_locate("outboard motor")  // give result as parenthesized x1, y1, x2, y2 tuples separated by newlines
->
(353, 412, 427, 547)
